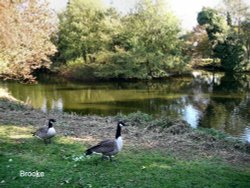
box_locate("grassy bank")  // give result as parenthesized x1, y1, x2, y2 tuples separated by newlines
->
(0, 93, 250, 187)
(1, 126, 250, 188)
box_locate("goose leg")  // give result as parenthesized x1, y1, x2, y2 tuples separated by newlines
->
(101, 155, 109, 160)
(48, 138, 52, 144)
(109, 156, 115, 162)
(109, 156, 117, 165)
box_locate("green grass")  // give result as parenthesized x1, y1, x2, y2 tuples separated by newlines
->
(0, 125, 250, 188)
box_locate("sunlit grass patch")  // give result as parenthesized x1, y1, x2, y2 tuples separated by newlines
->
(56, 136, 77, 145)
(0, 125, 33, 146)
(0, 125, 32, 135)
(147, 163, 172, 170)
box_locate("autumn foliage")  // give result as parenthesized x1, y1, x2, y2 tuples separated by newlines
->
(0, 0, 57, 82)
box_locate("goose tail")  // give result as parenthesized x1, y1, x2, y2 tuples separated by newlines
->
(85, 148, 93, 155)
(31, 132, 36, 136)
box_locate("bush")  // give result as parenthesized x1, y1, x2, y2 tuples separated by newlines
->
(60, 58, 96, 81)
(116, 111, 153, 127)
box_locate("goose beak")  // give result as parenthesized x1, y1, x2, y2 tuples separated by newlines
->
(118, 121, 128, 127)
(49, 119, 56, 122)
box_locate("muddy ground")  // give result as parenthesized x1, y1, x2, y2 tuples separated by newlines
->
(0, 96, 250, 167)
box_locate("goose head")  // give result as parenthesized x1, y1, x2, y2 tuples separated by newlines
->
(118, 121, 126, 127)
(115, 121, 127, 139)
(48, 119, 56, 128)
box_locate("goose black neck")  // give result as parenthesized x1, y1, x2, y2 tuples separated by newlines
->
(115, 124, 121, 139)
(48, 121, 53, 128)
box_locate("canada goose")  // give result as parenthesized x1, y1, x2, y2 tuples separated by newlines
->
(32, 119, 56, 144)
(85, 121, 126, 161)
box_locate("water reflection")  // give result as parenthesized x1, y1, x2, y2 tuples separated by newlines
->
(0, 71, 249, 142)
(245, 128, 250, 143)
(197, 72, 250, 142)
(183, 104, 200, 128)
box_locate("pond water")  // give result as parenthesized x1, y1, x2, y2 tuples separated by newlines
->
(0, 71, 250, 142)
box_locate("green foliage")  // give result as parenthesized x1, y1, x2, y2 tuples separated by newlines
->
(224, 0, 250, 66)
(94, 50, 144, 79)
(116, 112, 188, 132)
(197, 0, 250, 71)
(60, 58, 96, 80)
(197, 8, 229, 42)
(197, 128, 229, 140)
(214, 35, 245, 71)
(226, 12, 233, 26)
(130, 0, 184, 73)
(57, 0, 186, 80)
(183, 26, 212, 59)
(241, 20, 250, 62)
(196, 128, 250, 152)
(57, 0, 118, 63)
(116, 111, 153, 126)
(197, 7, 246, 71)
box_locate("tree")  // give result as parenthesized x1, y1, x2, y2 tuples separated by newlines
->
(219, 0, 250, 33)
(57, 0, 185, 80)
(95, 0, 185, 79)
(197, 8, 229, 43)
(241, 20, 250, 61)
(183, 25, 212, 59)
(56, 0, 113, 63)
(218, 0, 250, 69)
(213, 35, 245, 71)
(197, 7, 245, 71)
(0, 0, 57, 82)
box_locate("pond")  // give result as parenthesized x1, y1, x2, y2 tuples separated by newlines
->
(0, 71, 250, 142)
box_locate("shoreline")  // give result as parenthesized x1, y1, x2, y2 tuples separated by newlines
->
(0, 93, 250, 166)
(1, 93, 250, 187)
